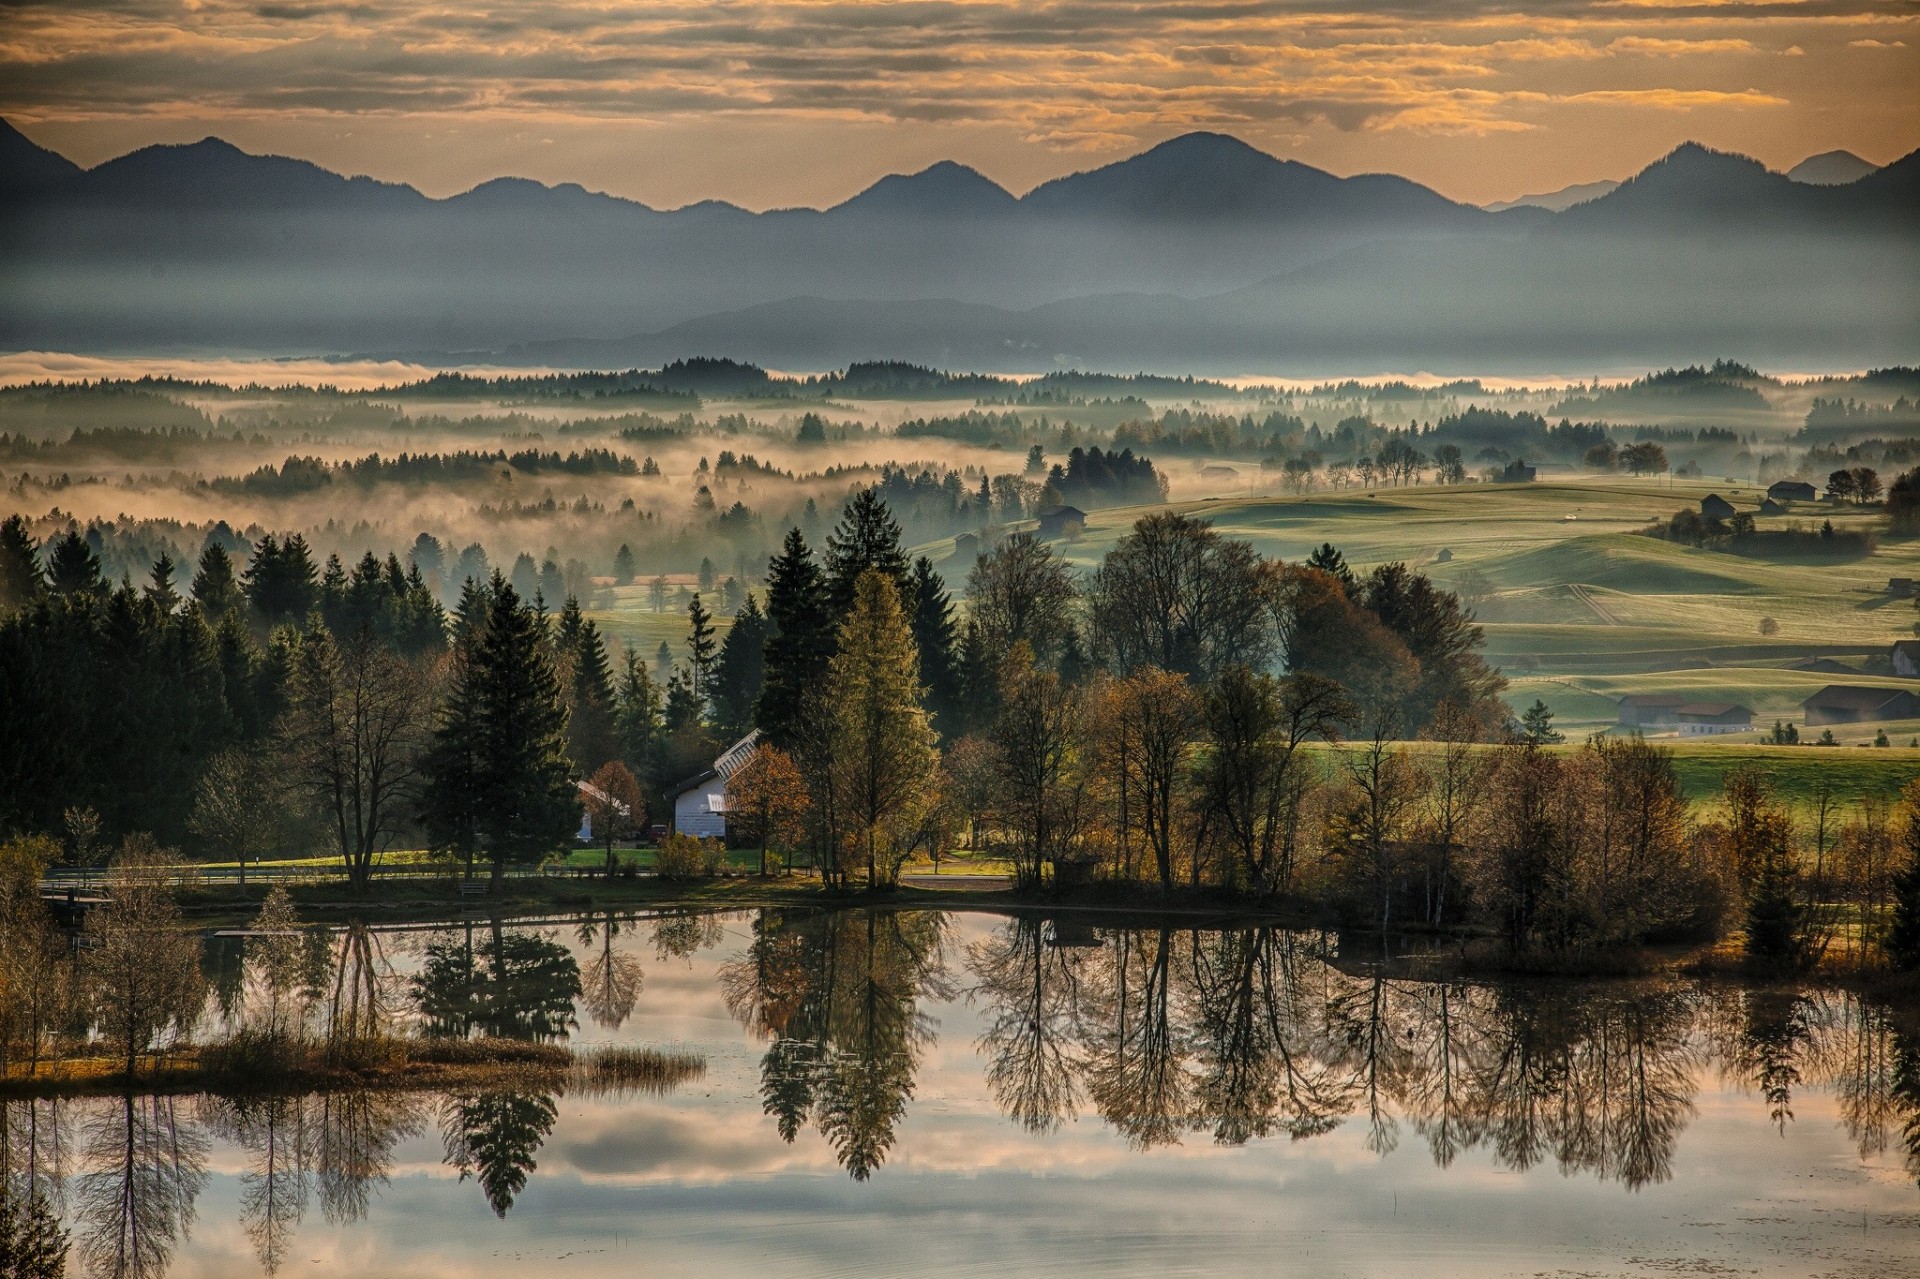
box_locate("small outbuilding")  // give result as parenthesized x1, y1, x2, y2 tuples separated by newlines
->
(951, 531, 981, 564)
(1674, 703, 1752, 735)
(664, 731, 761, 839)
(1802, 684, 1920, 725)
(1768, 479, 1817, 503)
(1700, 493, 1736, 521)
(1037, 505, 1087, 540)
(1616, 694, 1690, 728)
(1433, 548, 1453, 563)
(1888, 577, 1915, 599)
(1893, 640, 1920, 678)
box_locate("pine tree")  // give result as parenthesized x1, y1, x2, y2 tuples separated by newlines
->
(824, 489, 910, 616)
(1890, 787, 1920, 971)
(1305, 542, 1355, 593)
(613, 543, 636, 584)
(190, 541, 241, 620)
(908, 556, 960, 736)
(711, 593, 768, 736)
(0, 513, 43, 615)
(422, 575, 577, 887)
(954, 617, 996, 736)
(828, 569, 937, 888)
(144, 552, 181, 615)
(1746, 844, 1807, 970)
(567, 614, 619, 774)
(686, 592, 718, 707)
(614, 644, 663, 779)
(46, 529, 103, 596)
(1520, 698, 1563, 745)
(758, 526, 834, 745)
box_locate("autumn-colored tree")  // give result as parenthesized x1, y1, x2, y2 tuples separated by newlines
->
(826, 569, 938, 888)
(726, 743, 812, 876)
(991, 646, 1085, 890)
(1105, 667, 1201, 892)
(83, 836, 206, 1078)
(585, 760, 645, 877)
(0, 834, 69, 1078)
(1197, 667, 1351, 897)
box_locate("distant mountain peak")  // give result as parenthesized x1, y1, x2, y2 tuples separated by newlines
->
(1787, 150, 1879, 186)
(0, 116, 81, 196)
(833, 160, 1015, 216)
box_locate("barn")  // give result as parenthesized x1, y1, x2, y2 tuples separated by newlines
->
(1801, 685, 1920, 725)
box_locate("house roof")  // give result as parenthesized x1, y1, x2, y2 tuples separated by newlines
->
(1674, 702, 1750, 718)
(1801, 684, 1916, 711)
(662, 729, 762, 801)
(1619, 693, 1691, 708)
(1039, 505, 1086, 522)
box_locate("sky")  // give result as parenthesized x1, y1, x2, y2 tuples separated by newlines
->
(3, 1, 1916, 210)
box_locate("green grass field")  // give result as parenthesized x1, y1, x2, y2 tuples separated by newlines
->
(992, 475, 1920, 747)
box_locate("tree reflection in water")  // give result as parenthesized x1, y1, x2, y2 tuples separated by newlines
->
(200, 1095, 310, 1275)
(576, 910, 643, 1030)
(10, 911, 1920, 1279)
(970, 919, 1709, 1189)
(439, 1090, 560, 1218)
(74, 1094, 208, 1279)
(412, 920, 581, 1042)
(722, 909, 950, 1179)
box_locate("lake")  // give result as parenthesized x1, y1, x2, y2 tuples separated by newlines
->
(7, 908, 1917, 1278)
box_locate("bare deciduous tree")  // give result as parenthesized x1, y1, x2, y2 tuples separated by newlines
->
(280, 625, 431, 895)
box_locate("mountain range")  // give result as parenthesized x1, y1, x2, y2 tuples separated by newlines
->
(1, 121, 1913, 371)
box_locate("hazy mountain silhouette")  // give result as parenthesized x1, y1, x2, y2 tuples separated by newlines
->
(1787, 150, 1879, 186)
(830, 161, 1017, 218)
(1, 121, 1914, 367)
(0, 119, 80, 196)
(1484, 179, 1619, 213)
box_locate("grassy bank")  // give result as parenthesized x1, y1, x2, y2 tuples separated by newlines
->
(0, 1038, 705, 1099)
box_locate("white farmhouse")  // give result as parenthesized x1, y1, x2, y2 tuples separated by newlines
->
(664, 731, 761, 839)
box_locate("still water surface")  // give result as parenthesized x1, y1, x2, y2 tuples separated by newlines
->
(9, 908, 1918, 1278)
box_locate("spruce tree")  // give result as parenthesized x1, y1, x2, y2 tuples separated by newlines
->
(1520, 698, 1563, 745)
(445, 576, 578, 886)
(567, 615, 619, 773)
(0, 514, 43, 615)
(46, 530, 103, 596)
(908, 556, 961, 736)
(143, 552, 181, 615)
(614, 644, 663, 779)
(1745, 847, 1807, 971)
(711, 593, 768, 737)
(758, 526, 834, 745)
(1890, 798, 1920, 971)
(613, 543, 636, 585)
(1305, 542, 1355, 593)
(190, 541, 241, 621)
(824, 488, 910, 616)
(686, 592, 718, 706)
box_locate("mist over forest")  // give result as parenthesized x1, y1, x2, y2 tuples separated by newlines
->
(2, 122, 1914, 370)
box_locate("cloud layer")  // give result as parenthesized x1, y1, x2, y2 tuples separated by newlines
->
(3, 1, 1915, 206)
